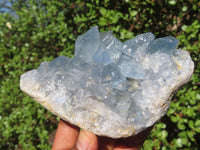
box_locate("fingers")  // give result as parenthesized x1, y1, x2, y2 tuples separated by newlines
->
(52, 119, 79, 150)
(76, 131, 117, 150)
(52, 119, 153, 150)
(52, 120, 99, 150)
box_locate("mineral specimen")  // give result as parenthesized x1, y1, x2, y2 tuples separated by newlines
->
(20, 26, 194, 138)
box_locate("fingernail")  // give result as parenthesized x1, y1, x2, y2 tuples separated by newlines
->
(76, 132, 90, 150)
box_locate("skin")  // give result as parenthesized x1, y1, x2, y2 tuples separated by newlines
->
(52, 119, 152, 150)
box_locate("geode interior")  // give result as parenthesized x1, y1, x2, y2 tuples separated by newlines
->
(20, 26, 194, 138)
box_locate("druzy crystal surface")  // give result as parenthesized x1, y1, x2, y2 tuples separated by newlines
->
(20, 26, 194, 138)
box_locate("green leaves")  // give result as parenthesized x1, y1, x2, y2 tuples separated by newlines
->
(168, 0, 177, 5)
(99, 8, 123, 26)
(182, 6, 188, 12)
(158, 130, 168, 140)
(0, 0, 200, 149)
(99, 7, 107, 16)
(174, 138, 189, 148)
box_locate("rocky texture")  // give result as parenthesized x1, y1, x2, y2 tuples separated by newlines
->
(20, 26, 194, 138)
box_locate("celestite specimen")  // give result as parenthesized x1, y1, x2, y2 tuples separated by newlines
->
(20, 26, 194, 138)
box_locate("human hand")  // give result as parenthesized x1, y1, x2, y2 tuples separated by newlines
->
(52, 119, 152, 150)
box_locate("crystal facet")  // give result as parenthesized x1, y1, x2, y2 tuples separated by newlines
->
(20, 26, 194, 138)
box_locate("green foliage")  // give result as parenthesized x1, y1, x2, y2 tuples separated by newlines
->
(0, 0, 199, 149)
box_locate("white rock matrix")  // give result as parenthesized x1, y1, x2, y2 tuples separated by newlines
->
(20, 26, 194, 138)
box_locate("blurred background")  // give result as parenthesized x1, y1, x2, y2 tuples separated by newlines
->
(0, 0, 200, 149)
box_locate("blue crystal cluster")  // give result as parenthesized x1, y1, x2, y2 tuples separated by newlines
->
(20, 26, 194, 138)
